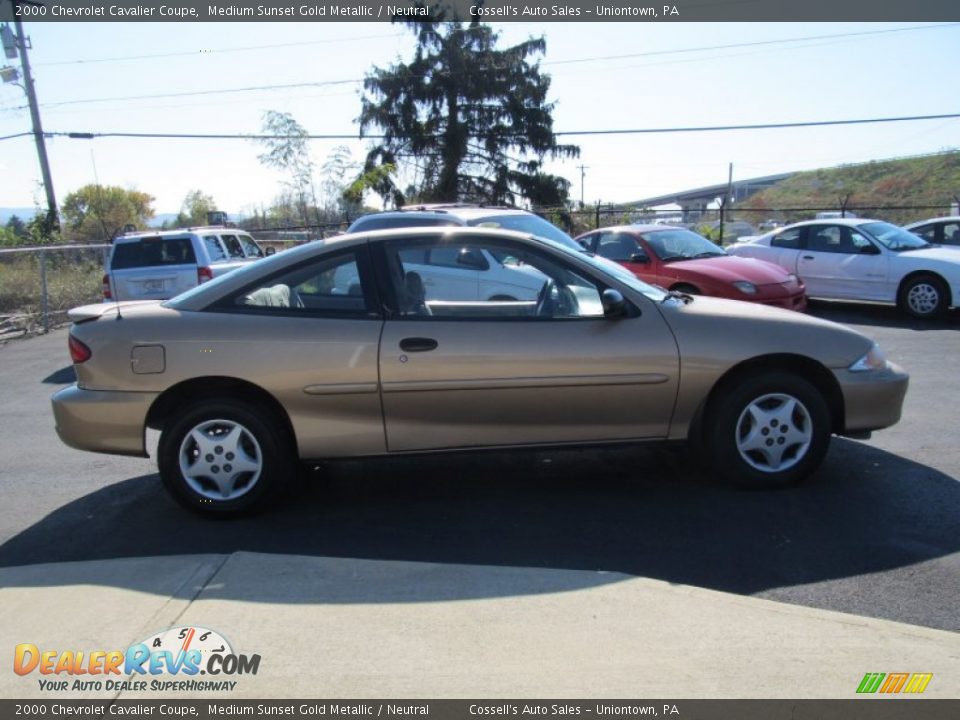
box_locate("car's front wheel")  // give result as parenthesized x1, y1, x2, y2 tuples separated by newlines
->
(704, 371, 831, 488)
(899, 274, 948, 319)
(158, 400, 292, 516)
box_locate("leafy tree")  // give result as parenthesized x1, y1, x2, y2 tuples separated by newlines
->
(358, 11, 578, 208)
(254, 111, 320, 227)
(5, 215, 28, 240)
(61, 185, 154, 243)
(178, 190, 218, 226)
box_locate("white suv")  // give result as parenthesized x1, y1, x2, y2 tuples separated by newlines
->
(104, 227, 267, 301)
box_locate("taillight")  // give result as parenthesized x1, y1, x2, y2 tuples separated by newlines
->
(68, 334, 92, 364)
(197, 266, 213, 284)
(102, 274, 112, 299)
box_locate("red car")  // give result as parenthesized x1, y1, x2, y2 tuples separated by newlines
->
(576, 225, 807, 311)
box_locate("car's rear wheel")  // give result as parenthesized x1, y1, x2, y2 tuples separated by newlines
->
(899, 274, 948, 319)
(704, 371, 830, 488)
(158, 400, 292, 516)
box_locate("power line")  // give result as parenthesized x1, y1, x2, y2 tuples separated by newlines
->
(33, 32, 405, 67)
(543, 23, 960, 66)
(16, 23, 958, 112)
(2, 112, 954, 143)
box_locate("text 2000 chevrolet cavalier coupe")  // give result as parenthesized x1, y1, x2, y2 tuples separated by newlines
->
(52, 227, 909, 516)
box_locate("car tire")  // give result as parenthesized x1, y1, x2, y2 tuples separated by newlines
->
(704, 371, 831, 489)
(898, 274, 949, 319)
(158, 400, 293, 516)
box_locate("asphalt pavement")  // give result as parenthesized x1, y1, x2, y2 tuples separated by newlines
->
(0, 301, 958, 699)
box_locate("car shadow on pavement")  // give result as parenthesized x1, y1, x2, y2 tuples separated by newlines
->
(41, 366, 75, 384)
(1, 439, 957, 613)
(806, 299, 959, 330)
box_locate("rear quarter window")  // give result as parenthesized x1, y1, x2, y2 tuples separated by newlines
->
(110, 238, 197, 269)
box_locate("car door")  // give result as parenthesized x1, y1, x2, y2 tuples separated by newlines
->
(210, 244, 385, 458)
(374, 235, 680, 452)
(798, 224, 888, 300)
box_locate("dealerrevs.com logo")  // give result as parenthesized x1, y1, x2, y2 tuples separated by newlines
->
(14, 626, 260, 692)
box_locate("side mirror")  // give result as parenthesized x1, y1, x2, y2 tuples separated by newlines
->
(602, 289, 628, 318)
(265, 247, 276, 256)
(629, 252, 649, 264)
(859, 244, 880, 255)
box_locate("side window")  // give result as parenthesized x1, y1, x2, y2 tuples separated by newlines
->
(595, 232, 638, 262)
(237, 234, 264, 258)
(385, 238, 606, 320)
(228, 251, 370, 315)
(807, 226, 845, 253)
(770, 228, 802, 249)
(219, 234, 246, 259)
(942, 223, 960, 245)
(910, 224, 936, 242)
(847, 228, 875, 252)
(203, 237, 227, 261)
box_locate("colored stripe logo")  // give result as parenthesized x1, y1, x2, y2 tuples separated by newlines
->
(857, 672, 933, 694)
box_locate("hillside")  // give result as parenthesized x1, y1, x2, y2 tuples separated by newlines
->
(736, 151, 960, 225)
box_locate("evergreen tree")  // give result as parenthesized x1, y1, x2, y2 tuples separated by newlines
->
(359, 11, 578, 208)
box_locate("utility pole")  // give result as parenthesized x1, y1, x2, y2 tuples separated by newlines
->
(577, 164, 588, 209)
(718, 162, 733, 245)
(9, 0, 58, 230)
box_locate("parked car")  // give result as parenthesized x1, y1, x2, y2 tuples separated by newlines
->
(903, 216, 960, 247)
(104, 227, 268, 301)
(576, 225, 807, 311)
(53, 226, 908, 516)
(347, 203, 583, 250)
(726, 219, 960, 318)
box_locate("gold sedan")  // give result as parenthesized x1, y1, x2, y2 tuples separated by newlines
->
(52, 227, 909, 516)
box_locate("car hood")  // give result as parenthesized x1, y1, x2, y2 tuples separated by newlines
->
(664, 255, 792, 284)
(658, 294, 872, 369)
(898, 246, 960, 263)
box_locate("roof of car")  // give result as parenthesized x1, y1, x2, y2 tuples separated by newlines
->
(903, 216, 960, 227)
(113, 226, 248, 241)
(358, 205, 538, 222)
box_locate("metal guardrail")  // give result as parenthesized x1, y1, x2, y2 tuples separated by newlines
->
(0, 243, 110, 334)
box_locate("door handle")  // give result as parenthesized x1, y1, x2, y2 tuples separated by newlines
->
(802, 255, 815, 260)
(399, 337, 438, 353)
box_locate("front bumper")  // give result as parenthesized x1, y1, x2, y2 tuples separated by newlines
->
(834, 362, 910, 435)
(51, 384, 157, 457)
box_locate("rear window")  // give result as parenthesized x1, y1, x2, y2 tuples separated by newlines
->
(110, 238, 197, 269)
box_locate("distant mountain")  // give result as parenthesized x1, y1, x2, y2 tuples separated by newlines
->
(0, 208, 37, 225)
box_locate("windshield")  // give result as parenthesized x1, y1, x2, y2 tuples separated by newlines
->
(644, 229, 726, 261)
(468, 214, 583, 251)
(863, 222, 930, 251)
(536, 234, 667, 301)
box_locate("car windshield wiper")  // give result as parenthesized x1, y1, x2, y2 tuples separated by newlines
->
(661, 289, 694, 304)
(689, 252, 725, 259)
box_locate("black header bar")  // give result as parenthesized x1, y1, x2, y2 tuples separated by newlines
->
(2, 0, 959, 23)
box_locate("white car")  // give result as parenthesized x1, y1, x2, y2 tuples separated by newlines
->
(904, 216, 960, 247)
(726, 219, 960, 318)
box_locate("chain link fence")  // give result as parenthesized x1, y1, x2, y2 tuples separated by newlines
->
(0, 244, 109, 339)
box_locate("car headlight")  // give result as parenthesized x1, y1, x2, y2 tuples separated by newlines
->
(732, 281, 757, 295)
(849, 343, 889, 372)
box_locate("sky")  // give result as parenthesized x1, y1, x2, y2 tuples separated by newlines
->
(1, 20, 958, 218)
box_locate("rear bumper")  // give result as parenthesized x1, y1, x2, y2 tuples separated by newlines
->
(51, 384, 157, 457)
(833, 362, 910, 435)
